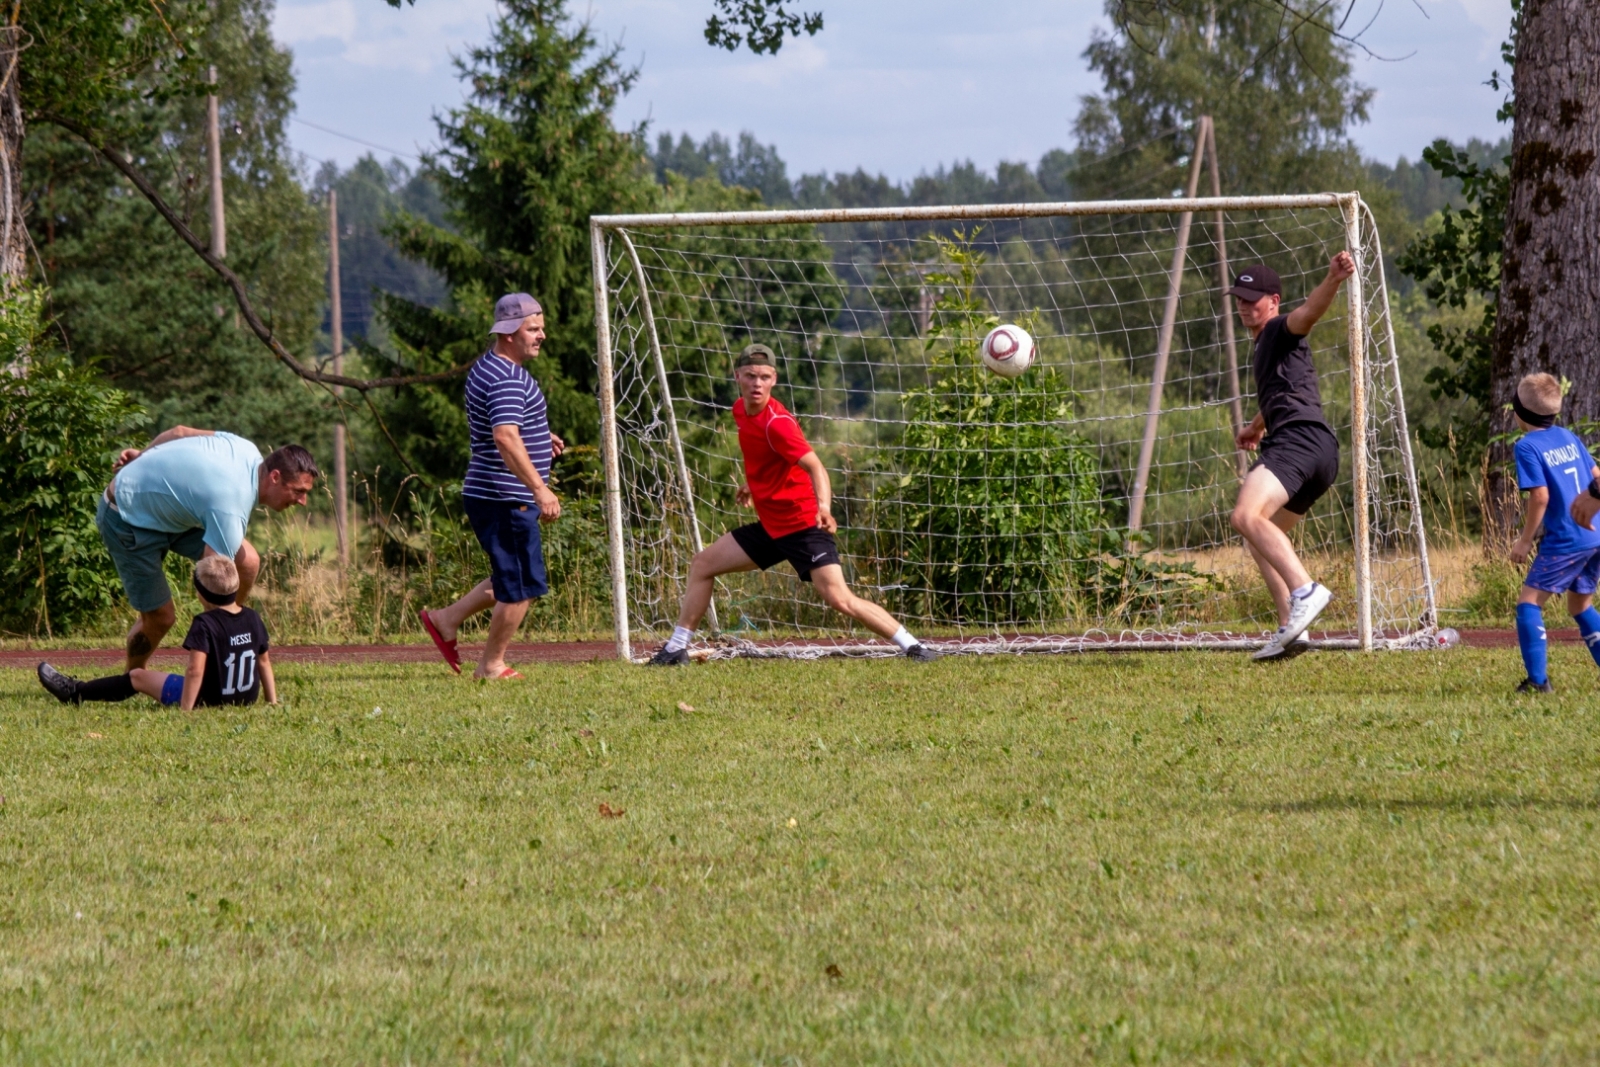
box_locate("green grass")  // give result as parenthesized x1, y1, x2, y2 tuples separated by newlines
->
(2, 649, 1599, 1064)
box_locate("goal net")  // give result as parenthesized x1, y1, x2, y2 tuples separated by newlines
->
(589, 194, 1436, 660)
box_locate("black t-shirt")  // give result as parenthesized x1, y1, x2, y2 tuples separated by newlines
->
(1252, 314, 1329, 436)
(181, 606, 270, 706)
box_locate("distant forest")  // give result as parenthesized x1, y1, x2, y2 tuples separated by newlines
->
(321, 130, 1510, 349)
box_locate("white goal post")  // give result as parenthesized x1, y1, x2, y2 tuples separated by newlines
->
(589, 193, 1437, 661)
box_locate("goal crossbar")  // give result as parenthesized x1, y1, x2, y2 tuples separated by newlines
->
(590, 193, 1436, 662)
(591, 193, 1353, 231)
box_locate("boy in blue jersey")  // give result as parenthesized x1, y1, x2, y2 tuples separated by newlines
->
(1507, 373, 1600, 694)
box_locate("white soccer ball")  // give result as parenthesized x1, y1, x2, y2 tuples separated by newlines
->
(980, 324, 1035, 379)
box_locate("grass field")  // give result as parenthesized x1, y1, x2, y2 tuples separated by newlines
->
(2, 648, 1599, 1064)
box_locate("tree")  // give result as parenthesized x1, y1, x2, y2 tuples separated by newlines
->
(1489, 0, 1599, 520)
(1072, 0, 1378, 202)
(26, 0, 328, 445)
(365, 0, 657, 493)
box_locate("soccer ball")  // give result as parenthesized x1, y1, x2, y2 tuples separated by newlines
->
(980, 325, 1035, 378)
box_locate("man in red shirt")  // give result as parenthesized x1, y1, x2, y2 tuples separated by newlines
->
(649, 344, 939, 665)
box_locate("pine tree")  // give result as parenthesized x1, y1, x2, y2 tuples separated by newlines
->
(375, 0, 657, 463)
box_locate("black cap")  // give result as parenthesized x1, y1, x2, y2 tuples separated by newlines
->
(1225, 264, 1281, 300)
(733, 343, 776, 369)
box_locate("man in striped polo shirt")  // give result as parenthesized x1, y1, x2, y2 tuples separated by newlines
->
(419, 293, 564, 680)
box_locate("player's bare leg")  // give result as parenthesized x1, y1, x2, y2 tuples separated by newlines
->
(647, 533, 759, 664)
(809, 565, 902, 640)
(1231, 467, 1310, 595)
(675, 532, 759, 630)
(1241, 509, 1304, 625)
(1231, 464, 1329, 655)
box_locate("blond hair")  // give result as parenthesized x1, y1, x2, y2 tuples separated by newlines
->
(194, 556, 240, 600)
(1517, 373, 1563, 417)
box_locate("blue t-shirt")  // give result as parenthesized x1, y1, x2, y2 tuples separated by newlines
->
(1514, 426, 1600, 556)
(462, 351, 551, 504)
(113, 432, 262, 558)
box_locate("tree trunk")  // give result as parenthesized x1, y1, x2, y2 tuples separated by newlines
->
(0, 13, 24, 287)
(1489, 0, 1600, 550)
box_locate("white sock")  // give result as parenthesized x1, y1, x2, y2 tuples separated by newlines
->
(889, 627, 918, 651)
(664, 625, 694, 653)
(1291, 582, 1315, 599)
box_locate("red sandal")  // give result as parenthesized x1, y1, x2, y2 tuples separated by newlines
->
(419, 610, 461, 674)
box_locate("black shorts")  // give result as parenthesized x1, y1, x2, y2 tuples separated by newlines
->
(730, 522, 840, 582)
(1254, 421, 1340, 515)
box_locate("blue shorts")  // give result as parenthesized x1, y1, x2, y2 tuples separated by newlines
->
(160, 673, 184, 706)
(462, 495, 548, 604)
(1525, 546, 1600, 596)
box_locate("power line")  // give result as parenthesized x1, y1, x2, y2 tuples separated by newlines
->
(291, 117, 424, 162)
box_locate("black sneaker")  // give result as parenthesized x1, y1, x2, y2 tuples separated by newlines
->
(37, 662, 81, 704)
(647, 646, 689, 667)
(1515, 677, 1554, 695)
(903, 643, 941, 662)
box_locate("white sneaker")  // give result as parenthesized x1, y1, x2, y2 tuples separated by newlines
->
(1252, 629, 1311, 662)
(1281, 583, 1332, 643)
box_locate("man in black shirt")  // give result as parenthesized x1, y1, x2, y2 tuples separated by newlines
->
(37, 556, 276, 709)
(1227, 254, 1355, 660)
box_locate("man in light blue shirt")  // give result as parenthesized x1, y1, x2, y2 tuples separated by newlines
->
(98, 426, 319, 668)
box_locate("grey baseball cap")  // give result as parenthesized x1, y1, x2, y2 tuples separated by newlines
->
(734, 343, 776, 369)
(489, 293, 544, 334)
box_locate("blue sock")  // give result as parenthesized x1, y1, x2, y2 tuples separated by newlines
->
(1516, 603, 1548, 685)
(1574, 607, 1600, 671)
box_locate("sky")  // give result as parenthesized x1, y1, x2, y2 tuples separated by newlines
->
(274, 0, 1514, 182)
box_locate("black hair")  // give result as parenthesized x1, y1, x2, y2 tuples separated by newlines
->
(263, 444, 320, 480)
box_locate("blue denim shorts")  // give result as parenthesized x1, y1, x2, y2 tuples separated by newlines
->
(1525, 546, 1600, 595)
(462, 495, 548, 603)
(96, 497, 207, 612)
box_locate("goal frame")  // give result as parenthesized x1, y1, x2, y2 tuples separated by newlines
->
(589, 192, 1436, 662)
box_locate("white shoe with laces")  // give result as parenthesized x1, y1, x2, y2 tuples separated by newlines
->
(1252, 628, 1312, 662)
(1281, 582, 1332, 643)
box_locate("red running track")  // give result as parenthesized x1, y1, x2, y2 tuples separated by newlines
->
(0, 630, 1555, 669)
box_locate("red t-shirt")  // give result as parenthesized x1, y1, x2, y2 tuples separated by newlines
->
(733, 396, 817, 538)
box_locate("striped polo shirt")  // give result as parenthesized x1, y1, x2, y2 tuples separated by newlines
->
(462, 350, 552, 504)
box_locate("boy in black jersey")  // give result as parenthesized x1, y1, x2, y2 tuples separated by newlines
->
(1226, 254, 1355, 661)
(37, 556, 276, 710)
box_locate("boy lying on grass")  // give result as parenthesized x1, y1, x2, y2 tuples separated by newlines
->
(37, 556, 276, 709)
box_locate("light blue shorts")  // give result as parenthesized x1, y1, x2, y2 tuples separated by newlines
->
(1525, 546, 1600, 596)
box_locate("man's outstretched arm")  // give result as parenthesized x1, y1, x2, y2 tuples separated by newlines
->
(1285, 251, 1357, 336)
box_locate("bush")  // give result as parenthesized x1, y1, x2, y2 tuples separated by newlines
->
(874, 365, 1105, 624)
(0, 289, 147, 635)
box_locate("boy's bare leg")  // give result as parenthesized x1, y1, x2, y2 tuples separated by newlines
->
(128, 667, 175, 700)
(475, 599, 530, 679)
(675, 533, 759, 630)
(429, 579, 497, 640)
(1241, 510, 1305, 625)
(809, 565, 903, 641)
(1231, 466, 1313, 618)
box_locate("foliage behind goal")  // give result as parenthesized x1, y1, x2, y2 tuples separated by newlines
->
(590, 195, 1435, 658)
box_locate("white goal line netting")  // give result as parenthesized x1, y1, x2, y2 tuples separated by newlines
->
(589, 194, 1437, 661)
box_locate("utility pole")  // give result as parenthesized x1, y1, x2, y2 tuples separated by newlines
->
(1127, 115, 1209, 535)
(329, 189, 349, 568)
(206, 66, 226, 259)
